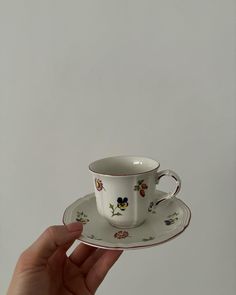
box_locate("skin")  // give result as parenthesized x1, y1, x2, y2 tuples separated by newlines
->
(7, 222, 123, 295)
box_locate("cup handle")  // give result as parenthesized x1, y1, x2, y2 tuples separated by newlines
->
(152, 169, 181, 207)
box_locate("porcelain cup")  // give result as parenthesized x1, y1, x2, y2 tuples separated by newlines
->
(89, 156, 181, 228)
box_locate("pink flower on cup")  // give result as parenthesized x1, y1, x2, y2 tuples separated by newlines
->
(95, 178, 105, 191)
(114, 230, 129, 239)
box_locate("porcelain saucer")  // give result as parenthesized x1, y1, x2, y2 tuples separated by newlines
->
(63, 191, 191, 250)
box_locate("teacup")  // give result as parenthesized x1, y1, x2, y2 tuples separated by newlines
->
(89, 156, 181, 228)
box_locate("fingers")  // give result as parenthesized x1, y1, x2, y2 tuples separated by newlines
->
(18, 222, 83, 270)
(81, 249, 107, 274)
(48, 241, 74, 270)
(69, 243, 97, 266)
(86, 250, 123, 294)
(69, 244, 119, 276)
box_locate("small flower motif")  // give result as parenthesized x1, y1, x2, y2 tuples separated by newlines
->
(164, 212, 179, 225)
(95, 178, 105, 191)
(142, 236, 155, 242)
(110, 197, 129, 217)
(141, 183, 148, 189)
(117, 197, 128, 211)
(76, 211, 89, 224)
(114, 230, 129, 239)
(148, 201, 156, 213)
(140, 189, 145, 197)
(87, 234, 102, 241)
(134, 179, 148, 197)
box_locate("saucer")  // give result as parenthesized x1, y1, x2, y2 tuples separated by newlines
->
(63, 191, 191, 250)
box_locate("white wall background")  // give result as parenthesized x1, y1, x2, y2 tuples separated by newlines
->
(1, 1, 235, 294)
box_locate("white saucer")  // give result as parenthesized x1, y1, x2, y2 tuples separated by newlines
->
(63, 191, 191, 250)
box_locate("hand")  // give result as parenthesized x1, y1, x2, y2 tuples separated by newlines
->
(7, 222, 123, 295)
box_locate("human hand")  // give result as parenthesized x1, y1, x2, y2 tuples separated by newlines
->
(7, 222, 122, 295)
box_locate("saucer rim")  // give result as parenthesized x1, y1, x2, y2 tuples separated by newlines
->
(62, 192, 191, 250)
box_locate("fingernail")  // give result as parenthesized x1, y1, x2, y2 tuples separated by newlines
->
(67, 222, 83, 232)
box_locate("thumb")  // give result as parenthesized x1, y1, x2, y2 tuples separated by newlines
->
(18, 222, 83, 269)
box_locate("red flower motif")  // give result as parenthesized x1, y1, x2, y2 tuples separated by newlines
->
(95, 178, 105, 191)
(141, 183, 148, 189)
(114, 230, 129, 239)
(140, 189, 145, 197)
(134, 179, 148, 197)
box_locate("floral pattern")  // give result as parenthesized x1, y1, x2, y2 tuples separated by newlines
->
(142, 236, 155, 242)
(95, 178, 105, 191)
(76, 211, 89, 224)
(117, 197, 128, 211)
(114, 230, 129, 239)
(110, 197, 128, 217)
(164, 212, 179, 225)
(134, 179, 148, 197)
(87, 234, 102, 240)
(148, 201, 156, 214)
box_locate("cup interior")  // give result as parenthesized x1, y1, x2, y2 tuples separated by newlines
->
(89, 156, 159, 176)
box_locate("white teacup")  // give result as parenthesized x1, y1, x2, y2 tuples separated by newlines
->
(89, 156, 181, 228)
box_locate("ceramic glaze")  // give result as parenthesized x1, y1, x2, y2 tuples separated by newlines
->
(63, 191, 191, 250)
(89, 156, 181, 228)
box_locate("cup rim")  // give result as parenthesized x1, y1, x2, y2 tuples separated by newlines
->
(88, 155, 160, 177)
